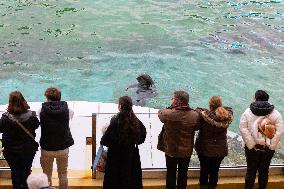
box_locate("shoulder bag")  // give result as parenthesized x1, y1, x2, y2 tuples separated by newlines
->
(7, 113, 39, 150)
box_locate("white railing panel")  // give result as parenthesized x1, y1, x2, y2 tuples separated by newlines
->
(73, 101, 98, 117)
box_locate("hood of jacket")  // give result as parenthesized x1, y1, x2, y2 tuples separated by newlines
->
(201, 107, 233, 129)
(4, 110, 34, 122)
(250, 101, 274, 116)
(41, 101, 68, 115)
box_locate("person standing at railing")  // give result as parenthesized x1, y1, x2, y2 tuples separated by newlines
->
(38, 87, 74, 189)
(195, 96, 233, 189)
(100, 96, 146, 189)
(0, 91, 40, 189)
(158, 91, 200, 189)
(239, 90, 284, 189)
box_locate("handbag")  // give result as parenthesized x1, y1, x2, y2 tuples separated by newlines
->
(93, 145, 107, 173)
(258, 117, 276, 139)
(157, 125, 165, 152)
(7, 113, 39, 150)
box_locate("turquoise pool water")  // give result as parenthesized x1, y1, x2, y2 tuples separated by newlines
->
(0, 0, 283, 134)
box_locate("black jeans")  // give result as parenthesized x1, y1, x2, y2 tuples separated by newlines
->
(245, 146, 275, 189)
(3, 151, 35, 189)
(198, 155, 224, 188)
(165, 155, 190, 189)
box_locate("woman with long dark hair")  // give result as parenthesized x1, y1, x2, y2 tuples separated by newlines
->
(0, 91, 40, 189)
(195, 96, 233, 189)
(100, 96, 147, 189)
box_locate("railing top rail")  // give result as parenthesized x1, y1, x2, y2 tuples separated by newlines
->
(92, 112, 158, 115)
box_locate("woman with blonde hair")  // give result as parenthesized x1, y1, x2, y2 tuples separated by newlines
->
(195, 96, 233, 189)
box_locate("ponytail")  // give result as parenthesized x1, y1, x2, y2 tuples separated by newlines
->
(209, 96, 230, 121)
(215, 107, 229, 121)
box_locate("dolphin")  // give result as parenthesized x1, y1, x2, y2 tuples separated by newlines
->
(126, 73, 158, 106)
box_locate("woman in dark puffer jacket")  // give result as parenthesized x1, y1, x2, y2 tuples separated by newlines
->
(195, 96, 233, 189)
(0, 91, 40, 189)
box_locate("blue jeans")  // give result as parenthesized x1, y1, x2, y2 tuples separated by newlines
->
(3, 151, 35, 189)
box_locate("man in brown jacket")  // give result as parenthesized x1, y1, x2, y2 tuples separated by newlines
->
(158, 91, 200, 189)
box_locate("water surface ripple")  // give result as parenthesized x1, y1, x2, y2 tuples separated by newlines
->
(0, 0, 283, 136)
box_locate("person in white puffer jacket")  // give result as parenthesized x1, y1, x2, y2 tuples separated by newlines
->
(239, 90, 284, 189)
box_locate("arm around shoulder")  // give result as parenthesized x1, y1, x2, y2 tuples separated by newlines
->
(194, 111, 201, 131)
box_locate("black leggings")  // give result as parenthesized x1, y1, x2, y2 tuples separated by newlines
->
(4, 151, 35, 189)
(198, 155, 224, 188)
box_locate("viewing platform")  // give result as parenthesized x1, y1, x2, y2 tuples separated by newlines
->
(1, 101, 284, 188)
(1, 174, 284, 189)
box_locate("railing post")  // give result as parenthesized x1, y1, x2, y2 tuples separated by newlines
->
(92, 113, 97, 179)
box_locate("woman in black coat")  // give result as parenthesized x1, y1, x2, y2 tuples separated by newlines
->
(195, 96, 233, 189)
(100, 96, 147, 189)
(0, 91, 40, 189)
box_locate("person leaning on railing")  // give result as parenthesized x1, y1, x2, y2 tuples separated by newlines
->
(158, 91, 200, 189)
(195, 96, 233, 189)
(239, 90, 284, 189)
(38, 87, 74, 189)
(0, 91, 40, 189)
